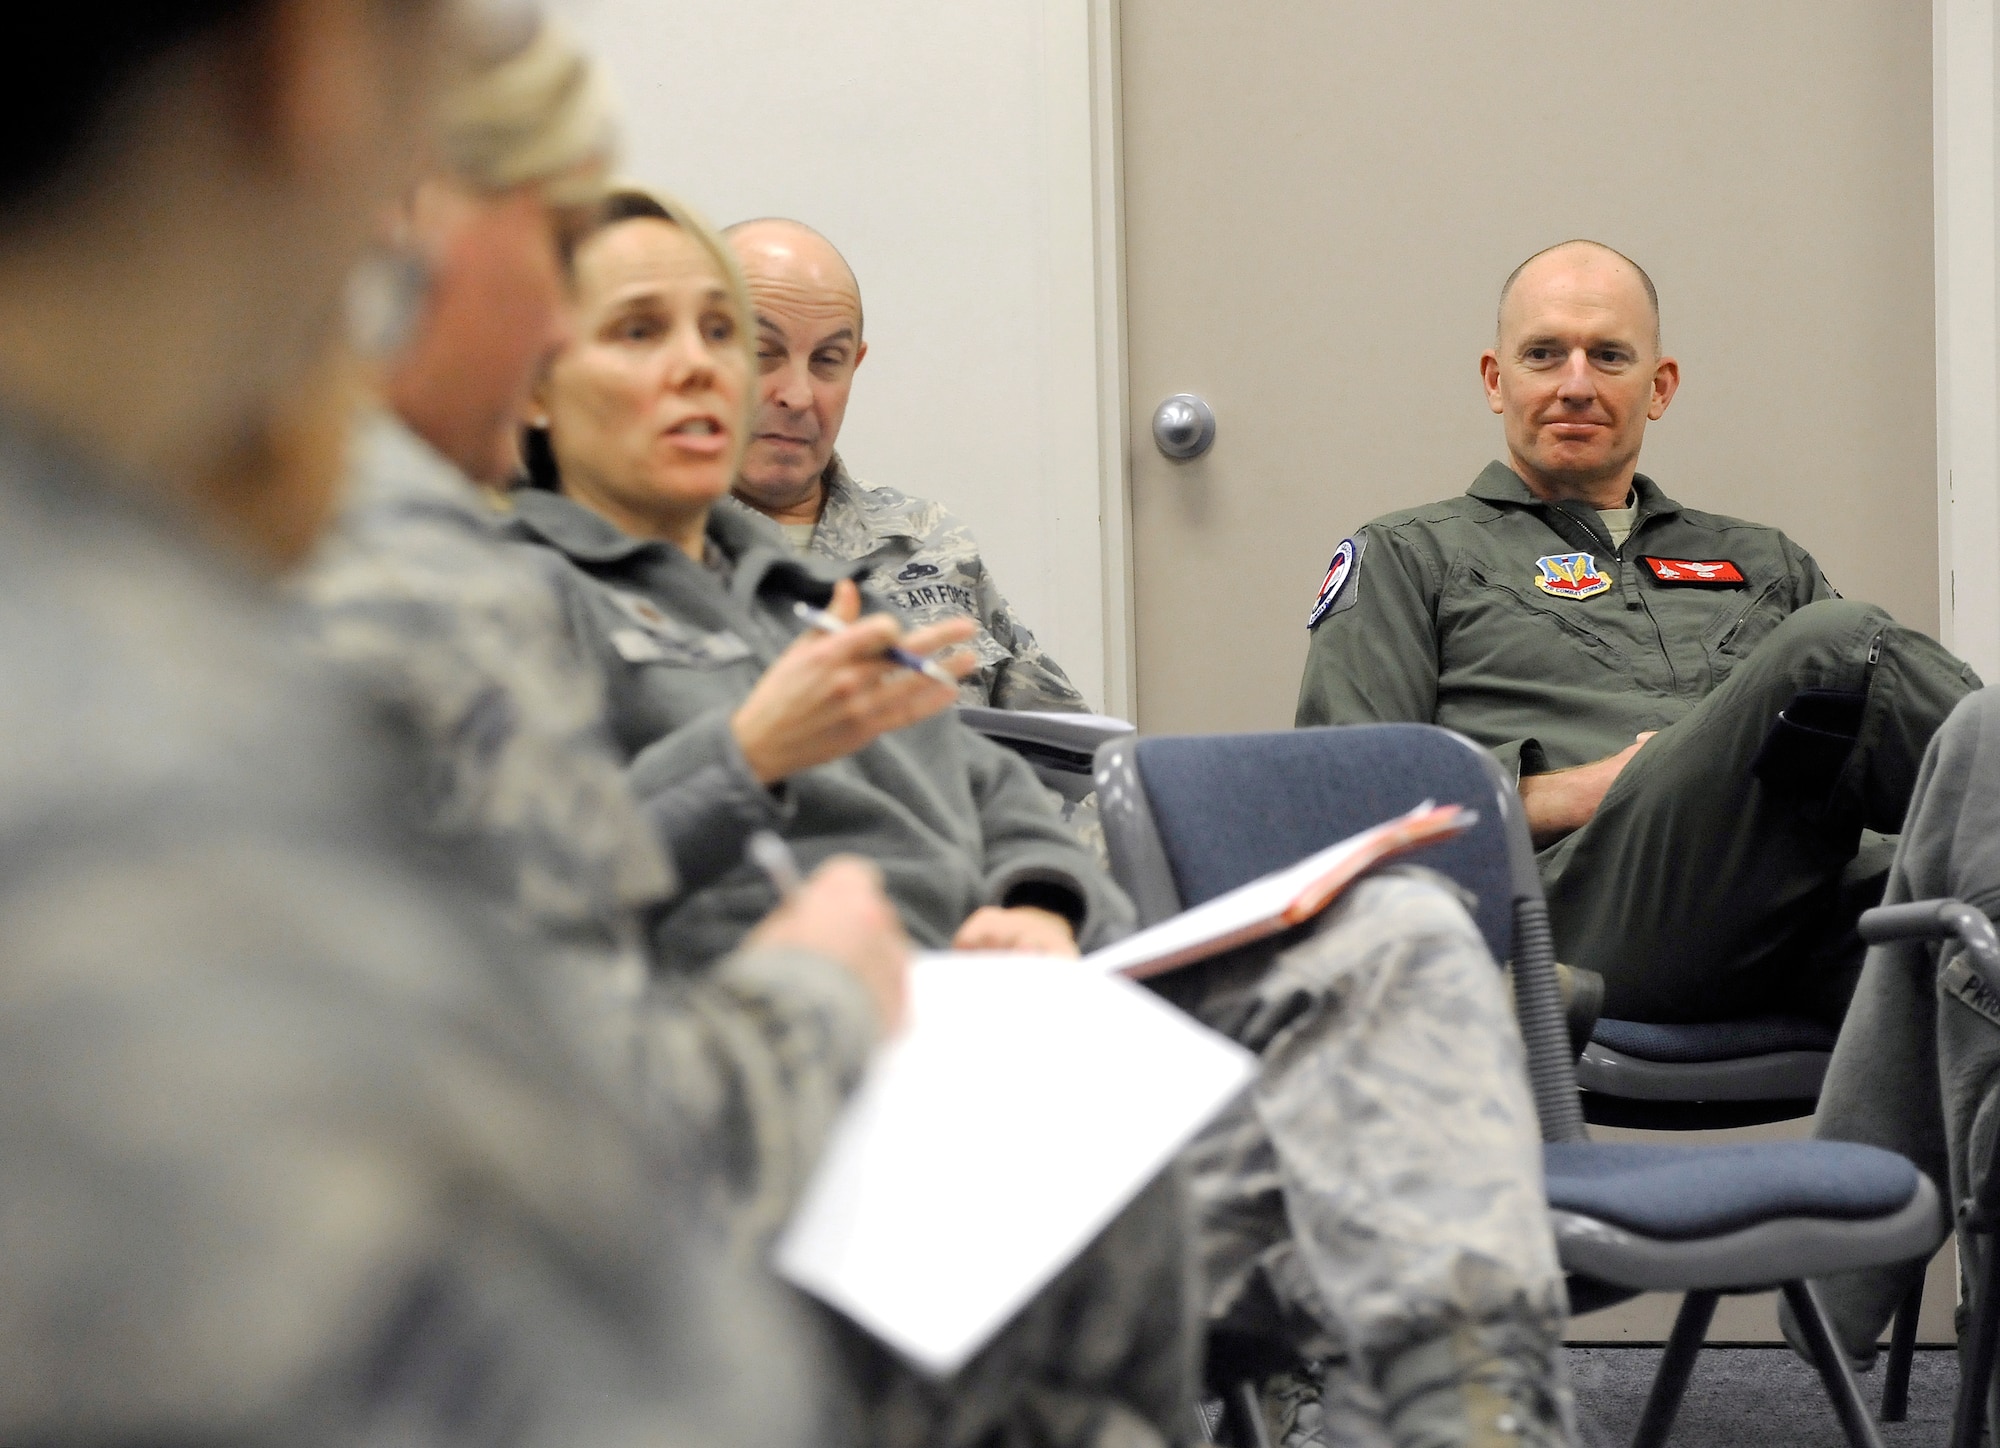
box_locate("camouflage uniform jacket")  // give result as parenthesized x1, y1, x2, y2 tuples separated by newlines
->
(505, 489, 1135, 969)
(0, 412, 815, 1445)
(301, 412, 880, 1255)
(727, 454, 1089, 712)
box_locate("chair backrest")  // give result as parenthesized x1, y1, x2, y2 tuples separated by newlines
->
(1095, 723, 1586, 1142)
(1106, 724, 1519, 962)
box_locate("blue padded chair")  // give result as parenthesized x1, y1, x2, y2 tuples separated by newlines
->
(1576, 1015, 1835, 1130)
(1095, 724, 1941, 1448)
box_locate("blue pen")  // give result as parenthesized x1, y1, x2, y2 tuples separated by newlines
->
(791, 600, 959, 689)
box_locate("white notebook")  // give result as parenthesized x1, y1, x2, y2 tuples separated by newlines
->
(773, 952, 1255, 1376)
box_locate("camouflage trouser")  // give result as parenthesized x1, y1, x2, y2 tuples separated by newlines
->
(1157, 870, 1568, 1388)
(823, 1167, 1202, 1448)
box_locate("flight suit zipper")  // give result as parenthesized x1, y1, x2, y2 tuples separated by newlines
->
(1541, 502, 1684, 693)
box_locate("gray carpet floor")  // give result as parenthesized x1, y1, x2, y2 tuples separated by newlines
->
(1569, 1346, 1959, 1447)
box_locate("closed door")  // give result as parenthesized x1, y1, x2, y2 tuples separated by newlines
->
(1117, 0, 1948, 1345)
(1120, 1, 1936, 736)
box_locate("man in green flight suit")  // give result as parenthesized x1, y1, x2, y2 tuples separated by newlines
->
(1296, 239, 1978, 1025)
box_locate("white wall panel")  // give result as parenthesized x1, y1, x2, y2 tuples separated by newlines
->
(562, 0, 1118, 708)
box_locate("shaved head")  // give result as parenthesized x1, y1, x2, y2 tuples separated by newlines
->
(726, 217, 871, 520)
(1499, 240, 1659, 352)
(725, 217, 864, 335)
(1480, 239, 1679, 507)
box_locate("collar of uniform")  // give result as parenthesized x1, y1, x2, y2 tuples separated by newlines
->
(506, 487, 661, 563)
(712, 494, 868, 609)
(346, 408, 495, 527)
(1465, 460, 1683, 521)
(815, 452, 914, 549)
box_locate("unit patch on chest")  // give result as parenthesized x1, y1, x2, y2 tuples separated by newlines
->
(1532, 552, 1612, 600)
(1642, 557, 1745, 587)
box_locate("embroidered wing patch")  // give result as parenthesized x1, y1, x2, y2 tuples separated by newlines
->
(1532, 552, 1612, 600)
(1307, 537, 1364, 629)
(1642, 556, 1745, 587)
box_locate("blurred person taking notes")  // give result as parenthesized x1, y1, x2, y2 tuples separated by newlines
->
(0, 2, 812, 1443)
(297, 14, 914, 1266)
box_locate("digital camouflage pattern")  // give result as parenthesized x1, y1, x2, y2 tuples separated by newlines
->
(305, 412, 674, 955)
(0, 414, 814, 1446)
(759, 454, 1090, 713)
(302, 412, 882, 1256)
(733, 454, 1110, 857)
(310, 419, 1190, 1448)
(831, 1170, 1201, 1448)
(1162, 870, 1575, 1447)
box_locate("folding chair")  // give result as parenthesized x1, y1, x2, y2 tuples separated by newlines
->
(1095, 724, 1941, 1448)
(1854, 897, 2000, 1448)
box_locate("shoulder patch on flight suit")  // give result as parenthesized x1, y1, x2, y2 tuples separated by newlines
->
(1307, 535, 1366, 629)
(1532, 552, 1612, 600)
(1642, 557, 1745, 587)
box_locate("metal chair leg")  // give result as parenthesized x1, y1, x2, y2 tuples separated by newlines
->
(1631, 1291, 1719, 1448)
(1783, 1280, 1888, 1448)
(1219, 1376, 1274, 1448)
(1880, 1272, 1925, 1422)
(1952, 1231, 2000, 1448)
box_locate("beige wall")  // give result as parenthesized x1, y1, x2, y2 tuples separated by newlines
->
(1121, 1, 1937, 733)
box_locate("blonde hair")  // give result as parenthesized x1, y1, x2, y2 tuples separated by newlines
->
(439, 14, 619, 206)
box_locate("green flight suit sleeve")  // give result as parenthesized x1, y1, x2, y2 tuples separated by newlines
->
(1792, 543, 1842, 607)
(1297, 528, 1439, 723)
(1293, 524, 1547, 777)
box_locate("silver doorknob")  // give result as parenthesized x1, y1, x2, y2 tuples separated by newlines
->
(1152, 393, 1215, 459)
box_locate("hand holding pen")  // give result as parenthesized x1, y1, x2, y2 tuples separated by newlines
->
(729, 578, 977, 785)
(746, 833, 912, 1032)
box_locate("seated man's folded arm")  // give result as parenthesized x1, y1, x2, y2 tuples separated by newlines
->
(964, 731, 1137, 950)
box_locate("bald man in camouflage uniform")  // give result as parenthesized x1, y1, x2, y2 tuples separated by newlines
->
(720, 218, 1088, 715)
(789, 453, 1090, 711)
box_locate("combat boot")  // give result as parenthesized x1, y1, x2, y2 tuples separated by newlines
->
(1372, 1319, 1576, 1448)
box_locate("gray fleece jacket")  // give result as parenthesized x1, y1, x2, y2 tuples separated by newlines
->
(505, 490, 1135, 969)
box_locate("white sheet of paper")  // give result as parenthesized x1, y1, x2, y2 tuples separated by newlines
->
(773, 952, 1256, 1377)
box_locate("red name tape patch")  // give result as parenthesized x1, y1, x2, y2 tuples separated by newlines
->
(1642, 557, 1744, 586)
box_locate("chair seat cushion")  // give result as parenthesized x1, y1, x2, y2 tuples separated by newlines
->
(1544, 1140, 1919, 1241)
(1590, 1015, 1837, 1062)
